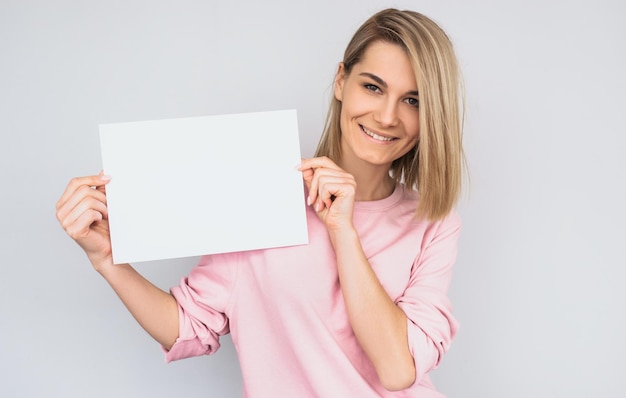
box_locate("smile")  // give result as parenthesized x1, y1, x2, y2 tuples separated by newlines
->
(360, 125, 396, 142)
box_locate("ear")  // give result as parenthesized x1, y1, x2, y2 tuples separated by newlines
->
(334, 63, 346, 102)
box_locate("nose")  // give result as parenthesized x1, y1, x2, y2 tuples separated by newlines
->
(374, 98, 399, 127)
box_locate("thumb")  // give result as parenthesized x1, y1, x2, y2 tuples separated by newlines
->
(298, 162, 314, 187)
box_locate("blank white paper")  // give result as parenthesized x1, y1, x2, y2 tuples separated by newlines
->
(99, 109, 308, 264)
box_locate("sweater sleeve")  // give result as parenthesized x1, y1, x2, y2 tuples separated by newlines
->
(163, 253, 240, 363)
(395, 211, 461, 382)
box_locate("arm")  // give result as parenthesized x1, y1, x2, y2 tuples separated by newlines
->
(97, 263, 179, 350)
(331, 228, 416, 391)
(299, 158, 415, 391)
(56, 174, 179, 349)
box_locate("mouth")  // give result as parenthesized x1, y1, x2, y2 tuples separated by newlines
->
(360, 125, 397, 142)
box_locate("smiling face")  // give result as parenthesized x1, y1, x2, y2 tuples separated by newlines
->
(334, 40, 420, 171)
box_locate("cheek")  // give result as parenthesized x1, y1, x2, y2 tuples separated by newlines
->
(395, 141, 418, 161)
(402, 111, 420, 140)
(338, 99, 361, 134)
(340, 84, 373, 118)
(412, 125, 420, 141)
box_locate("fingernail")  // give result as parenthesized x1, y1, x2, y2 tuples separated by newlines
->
(101, 174, 111, 182)
(294, 162, 302, 170)
(307, 195, 312, 206)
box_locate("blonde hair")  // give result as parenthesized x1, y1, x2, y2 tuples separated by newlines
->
(315, 8, 464, 220)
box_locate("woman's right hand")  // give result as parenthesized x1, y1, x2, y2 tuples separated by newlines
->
(56, 173, 113, 271)
(56, 173, 180, 347)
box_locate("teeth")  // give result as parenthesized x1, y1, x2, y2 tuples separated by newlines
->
(362, 126, 394, 141)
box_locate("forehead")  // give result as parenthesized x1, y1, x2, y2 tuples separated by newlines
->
(353, 41, 419, 89)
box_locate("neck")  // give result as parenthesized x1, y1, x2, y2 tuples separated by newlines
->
(338, 157, 395, 201)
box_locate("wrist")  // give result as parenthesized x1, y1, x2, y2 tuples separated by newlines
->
(328, 224, 359, 247)
(89, 254, 116, 276)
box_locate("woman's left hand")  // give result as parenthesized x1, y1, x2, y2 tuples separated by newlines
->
(298, 157, 357, 232)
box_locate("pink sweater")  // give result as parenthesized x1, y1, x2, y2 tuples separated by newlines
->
(165, 184, 460, 397)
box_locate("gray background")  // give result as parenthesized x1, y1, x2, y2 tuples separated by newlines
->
(1, 0, 625, 397)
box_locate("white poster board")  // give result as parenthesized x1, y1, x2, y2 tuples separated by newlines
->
(99, 109, 309, 264)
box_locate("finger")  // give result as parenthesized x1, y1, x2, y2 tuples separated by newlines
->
(300, 157, 354, 208)
(298, 156, 342, 172)
(59, 192, 109, 231)
(306, 165, 342, 202)
(57, 186, 109, 227)
(298, 156, 343, 185)
(300, 168, 315, 197)
(65, 208, 105, 241)
(298, 157, 346, 204)
(56, 174, 110, 211)
(57, 183, 108, 224)
(95, 170, 108, 194)
(316, 176, 353, 210)
(298, 159, 319, 205)
(95, 184, 107, 195)
(309, 170, 353, 208)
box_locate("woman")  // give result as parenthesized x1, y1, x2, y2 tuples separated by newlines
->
(56, 8, 464, 397)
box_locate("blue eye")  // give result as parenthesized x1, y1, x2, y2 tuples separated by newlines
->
(364, 84, 381, 93)
(405, 97, 419, 107)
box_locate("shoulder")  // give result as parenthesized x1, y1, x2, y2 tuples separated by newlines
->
(399, 184, 461, 229)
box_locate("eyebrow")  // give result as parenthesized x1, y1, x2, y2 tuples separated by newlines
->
(359, 72, 419, 96)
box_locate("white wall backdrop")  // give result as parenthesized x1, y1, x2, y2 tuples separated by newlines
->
(1, 1, 624, 397)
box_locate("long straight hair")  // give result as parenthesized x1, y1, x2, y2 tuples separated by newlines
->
(315, 9, 464, 220)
